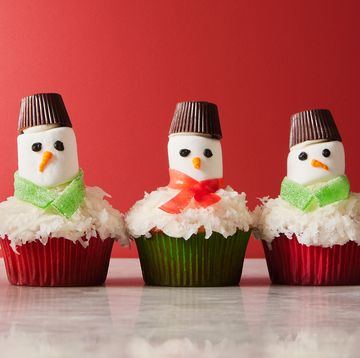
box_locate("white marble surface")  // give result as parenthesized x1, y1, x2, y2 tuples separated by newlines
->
(0, 259, 359, 358)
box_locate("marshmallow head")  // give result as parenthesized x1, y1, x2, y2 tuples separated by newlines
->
(168, 135, 223, 181)
(287, 140, 345, 186)
(18, 126, 79, 187)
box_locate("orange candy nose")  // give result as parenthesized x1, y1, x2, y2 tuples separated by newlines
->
(192, 157, 201, 169)
(311, 159, 329, 171)
(39, 151, 53, 172)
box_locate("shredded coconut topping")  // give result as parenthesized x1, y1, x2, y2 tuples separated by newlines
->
(0, 186, 128, 251)
(253, 193, 360, 247)
(126, 186, 252, 239)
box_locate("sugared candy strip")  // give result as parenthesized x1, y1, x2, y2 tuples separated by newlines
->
(280, 175, 350, 211)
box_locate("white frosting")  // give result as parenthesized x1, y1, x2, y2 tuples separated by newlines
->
(253, 194, 360, 247)
(125, 186, 252, 239)
(17, 127, 79, 187)
(287, 140, 345, 186)
(0, 186, 129, 251)
(168, 135, 223, 181)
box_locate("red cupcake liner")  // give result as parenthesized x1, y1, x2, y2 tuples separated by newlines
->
(0, 235, 114, 286)
(262, 234, 360, 285)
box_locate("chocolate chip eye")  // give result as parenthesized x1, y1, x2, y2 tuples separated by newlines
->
(54, 140, 64, 151)
(203, 148, 213, 158)
(322, 149, 331, 158)
(32, 142, 42, 152)
(179, 149, 191, 157)
(298, 152, 308, 161)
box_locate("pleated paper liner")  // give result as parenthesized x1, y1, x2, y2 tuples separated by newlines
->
(262, 234, 360, 285)
(135, 230, 251, 287)
(0, 235, 114, 286)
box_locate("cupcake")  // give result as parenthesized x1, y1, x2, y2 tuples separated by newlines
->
(254, 109, 360, 285)
(126, 101, 252, 286)
(0, 93, 128, 286)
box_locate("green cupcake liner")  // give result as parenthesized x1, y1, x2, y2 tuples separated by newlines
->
(135, 230, 251, 287)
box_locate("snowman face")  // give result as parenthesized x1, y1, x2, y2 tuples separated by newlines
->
(287, 140, 345, 186)
(168, 134, 223, 181)
(18, 126, 79, 187)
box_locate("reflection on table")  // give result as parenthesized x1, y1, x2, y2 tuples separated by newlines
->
(0, 259, 359, 357)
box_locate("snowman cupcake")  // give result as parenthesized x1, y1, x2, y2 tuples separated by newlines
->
(255, 109, 360, 285)
(0, 93, 127, 286)
(126, 101, 252, 286)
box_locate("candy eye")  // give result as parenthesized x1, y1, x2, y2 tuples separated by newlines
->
(179, 149, 191, 157)
(32, 142, 42, 152)
(203, 148, 213, 158)
(322, 149, 331, 158)
(54, 140, 64, 151)
(298, 152, 308, 161)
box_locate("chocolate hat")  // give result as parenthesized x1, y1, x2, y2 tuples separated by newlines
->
(169, 101, 222, 139)
(18, 93, 72, 133)
(289, 109, 341, 148)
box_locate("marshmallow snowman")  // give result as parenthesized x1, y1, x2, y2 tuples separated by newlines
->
(159, 101, 224, 214)
(287, 140, 345, 186)
(286, 109, 345, 187)
(16, 93, 79, 188)
(18, 125, 79, 188)
(168, 134, 223, 181)
(167, 101, 223, 182)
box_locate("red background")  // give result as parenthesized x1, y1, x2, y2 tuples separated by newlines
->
(0, 0, 359, 258)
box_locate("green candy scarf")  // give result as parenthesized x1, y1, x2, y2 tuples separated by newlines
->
(280, 175, 350, 212)
(14, 170, 85, 218)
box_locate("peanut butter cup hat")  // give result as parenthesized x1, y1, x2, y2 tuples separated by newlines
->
(289, 109, 341, 148)
(169, 101, 222, 139)
(18, 93, 72, 133)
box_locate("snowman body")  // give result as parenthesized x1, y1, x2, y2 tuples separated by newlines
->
(167, 134, 223, 181)
(287, 140, 345, 186)
(18, 125, 79, 188)
(159, 133, 224, 214)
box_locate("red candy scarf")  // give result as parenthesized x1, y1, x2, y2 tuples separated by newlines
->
(159, 169, 224, 214)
